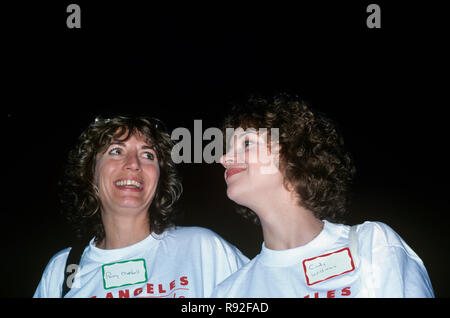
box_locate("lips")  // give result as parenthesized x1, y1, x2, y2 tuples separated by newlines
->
(225, 167, 246, 179)
(114, 178, 144, 191)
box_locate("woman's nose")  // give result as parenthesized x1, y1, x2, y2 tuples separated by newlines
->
(125, 152, 141, 171)
(220, 150, 235, 168)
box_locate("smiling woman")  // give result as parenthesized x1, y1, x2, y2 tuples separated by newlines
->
(33, 116, 249, 298)
(94, 133, 162, 249)
(61, 116, 179, 243)
(212, 94, 434, 298)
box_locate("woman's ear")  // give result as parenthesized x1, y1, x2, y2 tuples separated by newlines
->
(259, 142, 281, 175)
(269, 141, 280, 155)
(270, 141, 281, 169)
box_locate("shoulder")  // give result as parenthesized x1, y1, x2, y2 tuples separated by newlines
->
(352, 221, 434, 297)
(353, 221, 426, 271)
(168, 225, 219, 237)
(167, 226, 249, 265)
(34, 247, 72, 298)
(353, 221, 408, 248)
(167, 226, 247, 253)
(166, 226, 227, 244)
(212, 257, 259, 297)
(45, 247, 72, 272)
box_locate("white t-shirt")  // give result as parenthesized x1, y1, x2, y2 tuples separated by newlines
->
(212, 220, 434, 298)
(34, 226, 249, 298)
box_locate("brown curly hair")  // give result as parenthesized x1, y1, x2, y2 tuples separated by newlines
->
(60, 116, 183, 243)
(222, 94, 356, 224)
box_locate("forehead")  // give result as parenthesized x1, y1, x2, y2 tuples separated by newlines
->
(111, 129, 153, 146)
(225, 127, 268, 143)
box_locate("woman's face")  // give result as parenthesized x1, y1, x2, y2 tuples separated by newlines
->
(220, 127, 284, 209)
(94, 132, 160, 215)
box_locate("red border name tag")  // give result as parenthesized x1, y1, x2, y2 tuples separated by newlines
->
(302, 248, 355, 286)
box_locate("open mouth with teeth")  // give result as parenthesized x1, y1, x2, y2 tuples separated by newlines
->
(114, 179, 144, 191)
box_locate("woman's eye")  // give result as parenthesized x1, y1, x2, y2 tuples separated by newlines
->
(244, 139, 253, 148)
(143, 152, 155, 160)
(109, 148, 122, 155)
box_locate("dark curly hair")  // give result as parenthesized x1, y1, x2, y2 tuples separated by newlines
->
(60, 116, 183, 243)
(222, 94, 356, 224)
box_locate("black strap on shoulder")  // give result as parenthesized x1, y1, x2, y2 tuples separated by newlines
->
(61, 241, 87, 298)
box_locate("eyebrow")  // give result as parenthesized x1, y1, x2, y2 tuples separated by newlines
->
(109, 141, 155, 150)
(226, 131, 258, 145)
(235, 131, 257, 138)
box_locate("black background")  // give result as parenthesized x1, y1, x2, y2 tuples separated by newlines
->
(3, 1, 449, 297)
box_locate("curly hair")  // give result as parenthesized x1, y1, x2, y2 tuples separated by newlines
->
(222, 94, 356, 224)
(60, 116, 183, 243)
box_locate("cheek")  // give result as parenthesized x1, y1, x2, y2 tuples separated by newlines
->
(94, 159, 104, 186)
(95, 157, 119, 187)
(144, 165, 160, 187)
(248, 163, 284, 190)
(244, 147, 273, 165)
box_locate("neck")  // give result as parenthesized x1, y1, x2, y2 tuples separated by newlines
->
(98, 208, 151, 250)
(252, 190, 324, 250)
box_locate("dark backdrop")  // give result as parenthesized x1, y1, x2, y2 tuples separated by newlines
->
(4, 1, 448, 297)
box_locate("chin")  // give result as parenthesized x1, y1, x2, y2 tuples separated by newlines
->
(114, 198, 147, 209)
(226, 185, 250, 207)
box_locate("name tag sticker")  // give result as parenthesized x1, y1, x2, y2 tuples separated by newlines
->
(102, 259, 148, 290)
(302, 248, 355, 286)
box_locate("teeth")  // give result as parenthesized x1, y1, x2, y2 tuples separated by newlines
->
(115, 180, 142, 189)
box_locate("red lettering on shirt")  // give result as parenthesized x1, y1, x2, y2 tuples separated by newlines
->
(134, 288, 143, 297)
(91, 275, 190, 298)
(118, 289, 130, 298)
(180, 276, 189, 286)
(158, 284, 166, 293)
(303, 286, 352, 298)
(341, 286, 351, 296)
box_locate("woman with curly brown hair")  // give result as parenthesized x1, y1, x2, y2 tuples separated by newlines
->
(34, 116, 248, 298)
(212, 95, 434, 298)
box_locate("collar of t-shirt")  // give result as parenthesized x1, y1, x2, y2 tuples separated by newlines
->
(257, 220, 343, 267)
(84, 231, 169, 263)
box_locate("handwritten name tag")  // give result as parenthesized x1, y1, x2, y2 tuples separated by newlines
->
(102, 259, 148, 290)
(302, 248, 355, 286)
